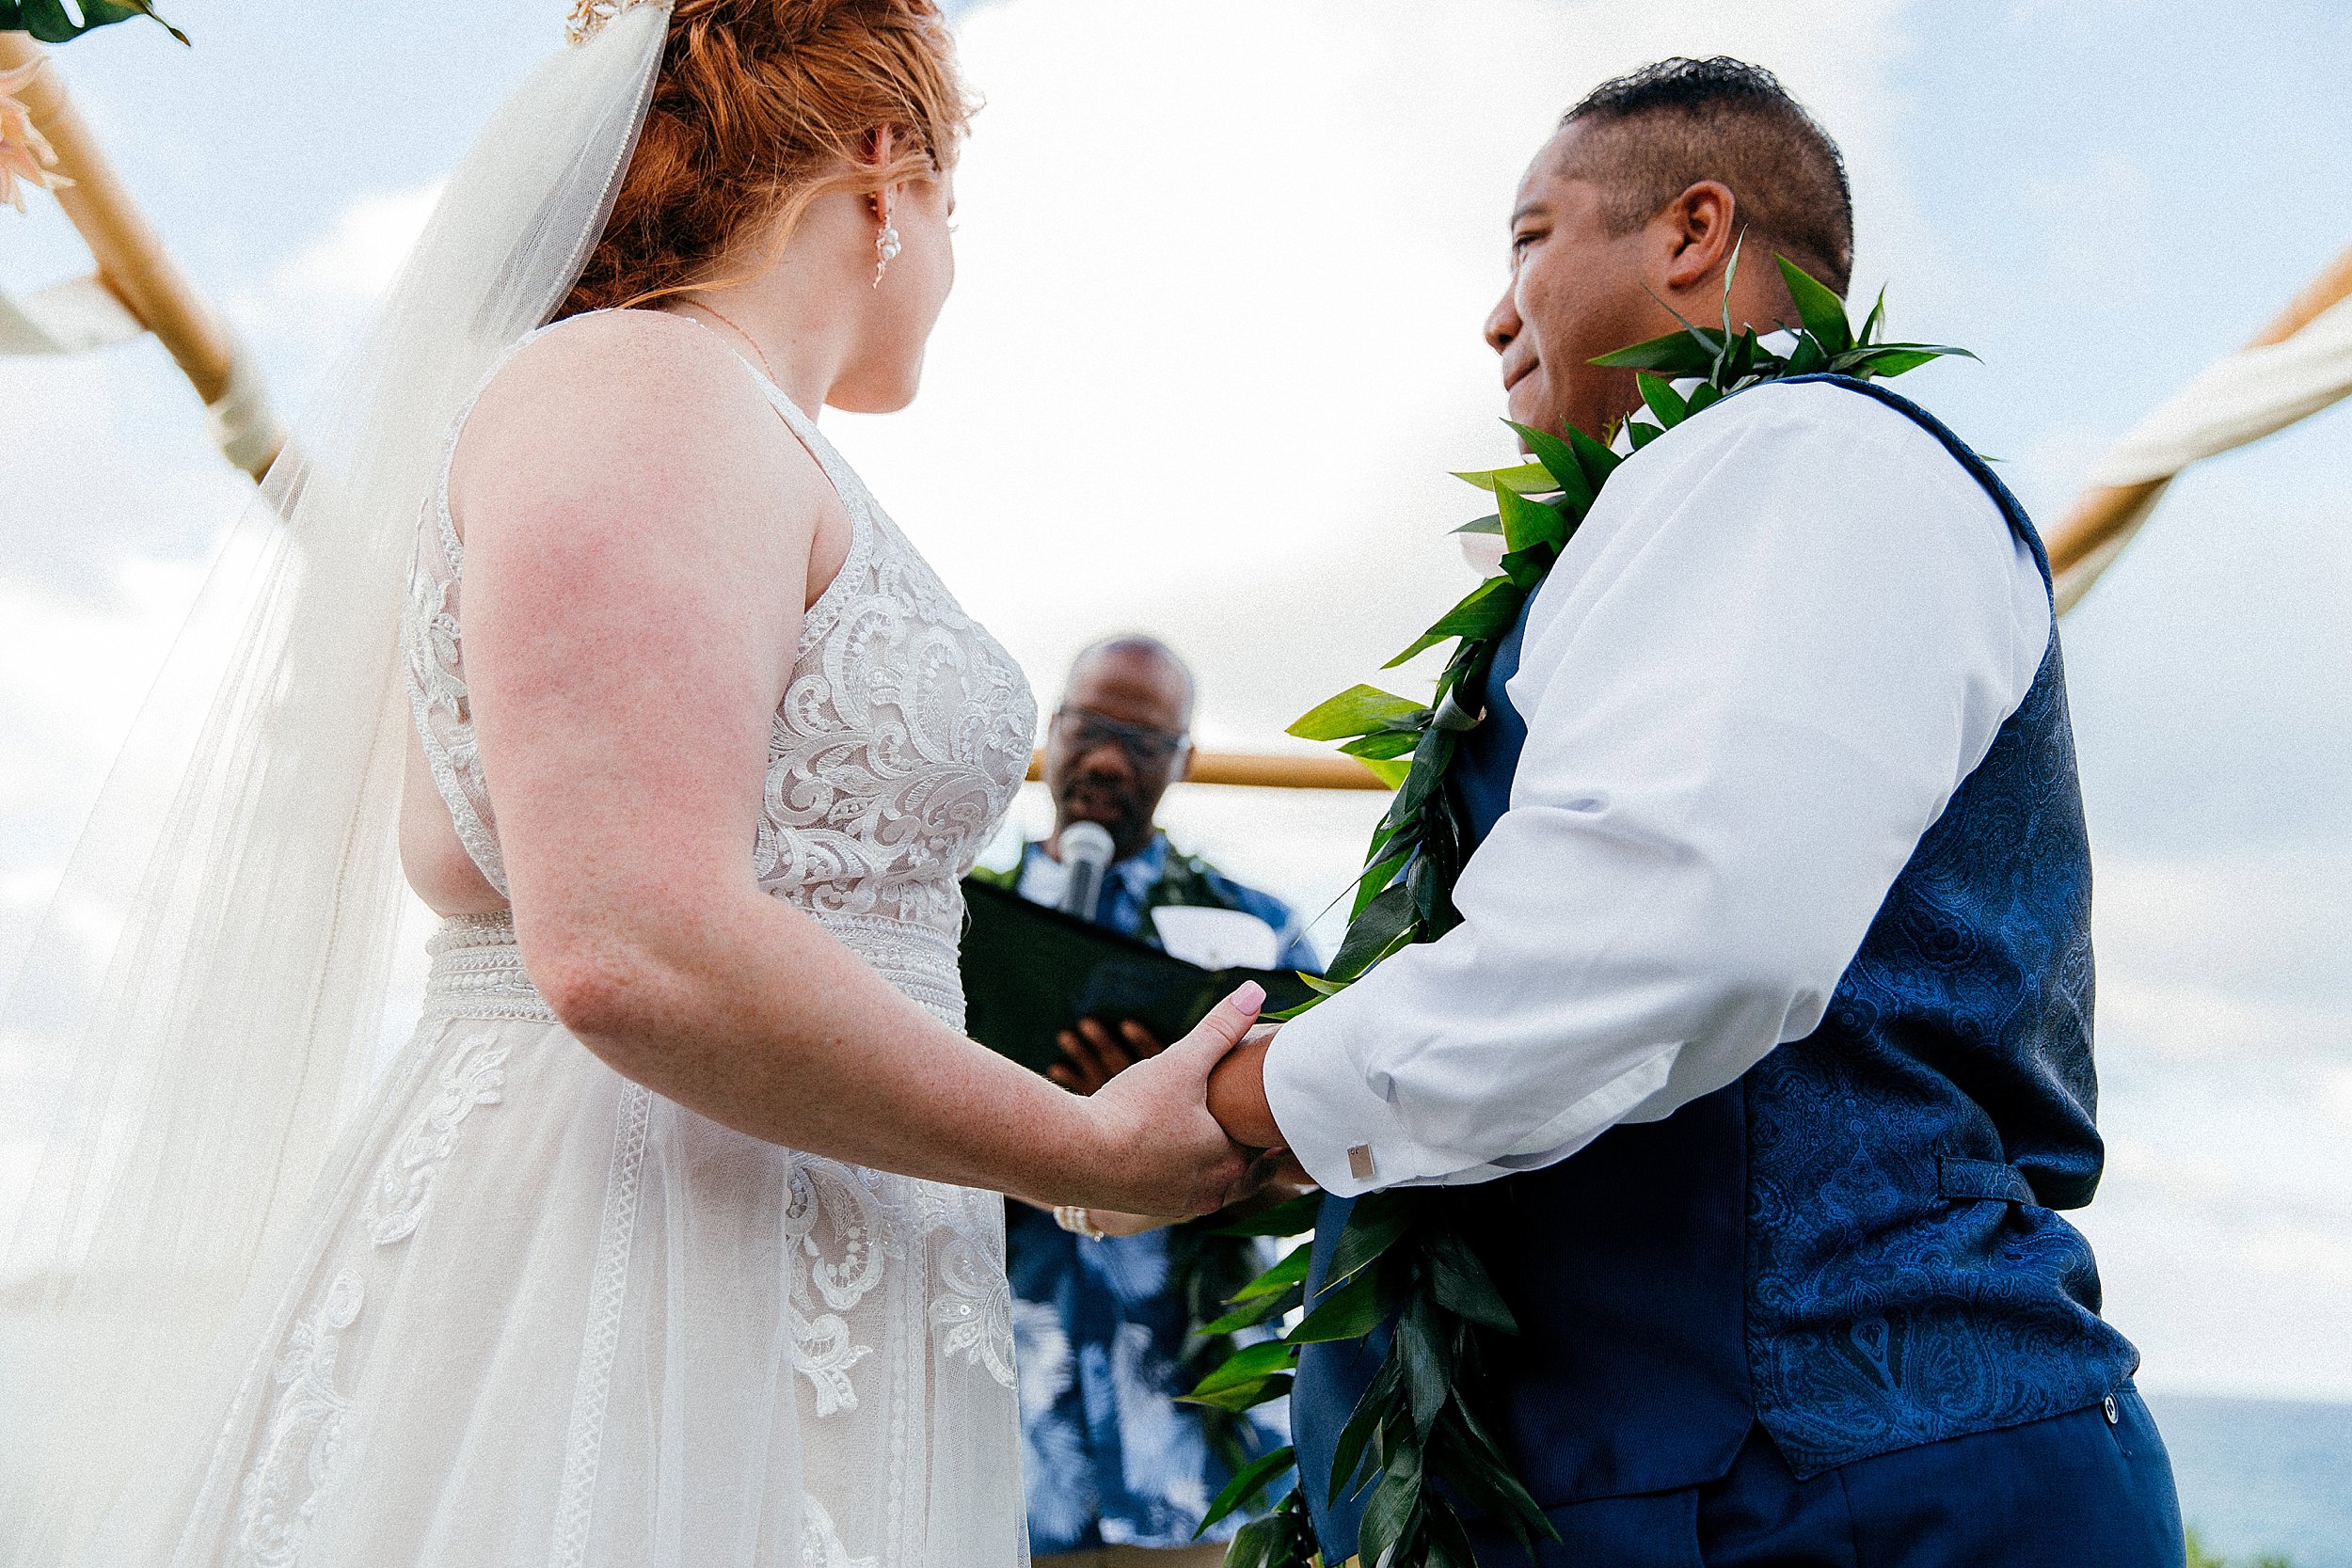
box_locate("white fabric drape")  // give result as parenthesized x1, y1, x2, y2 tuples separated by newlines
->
(2054, 291, 2352, 610)
(0, 8, 668, 1560)
(0, 275, 144, 354)
(2085, 293, 2352, 488)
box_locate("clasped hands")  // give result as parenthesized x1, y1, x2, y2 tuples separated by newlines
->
(1050, 1014, 1281, 1147)
(1051, 989, 1308, 1236)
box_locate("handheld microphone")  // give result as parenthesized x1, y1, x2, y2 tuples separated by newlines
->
(1057, 820, 1116, 923)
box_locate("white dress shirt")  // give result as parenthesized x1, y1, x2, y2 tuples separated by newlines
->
(1263, 381, 2054, 1198)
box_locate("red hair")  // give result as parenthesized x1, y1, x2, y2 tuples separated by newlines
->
(559, 0, 972, 318)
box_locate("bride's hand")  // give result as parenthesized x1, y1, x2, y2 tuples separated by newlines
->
(1081, 1209, 1179, 1239)
(1072, 981, 1270, 1217)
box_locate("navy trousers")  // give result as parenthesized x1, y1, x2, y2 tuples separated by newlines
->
(1462, 1386, 2185, 1568)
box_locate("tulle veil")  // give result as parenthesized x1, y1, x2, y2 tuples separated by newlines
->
(0, 6, 670, 1557)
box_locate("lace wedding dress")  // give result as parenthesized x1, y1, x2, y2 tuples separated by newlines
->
(133, 319, 1040, 1568)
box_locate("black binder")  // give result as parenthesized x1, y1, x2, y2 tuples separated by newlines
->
(958, 877, 1314, 1075)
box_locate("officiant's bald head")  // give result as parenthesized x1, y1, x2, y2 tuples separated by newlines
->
(1486, 56, 1854, 441)
(1045, 636, 1198, 861)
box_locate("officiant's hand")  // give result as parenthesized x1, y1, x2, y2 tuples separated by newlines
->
(1076, 981, 1269, 1217)
(1050, 1017, 1165, 1095)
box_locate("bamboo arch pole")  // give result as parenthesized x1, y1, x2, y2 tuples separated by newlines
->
(1026, 750, 1390, 791)
(2044, 239, 2352, 585)
(0, 32, 283, 479)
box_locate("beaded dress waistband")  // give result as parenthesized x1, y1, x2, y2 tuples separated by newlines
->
(419, 907, 966, 1030)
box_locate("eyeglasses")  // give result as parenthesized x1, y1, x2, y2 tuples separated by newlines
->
(1052, 706, 1191, 767)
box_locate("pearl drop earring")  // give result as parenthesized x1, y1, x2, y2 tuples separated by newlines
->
(873, 197, 901, 289)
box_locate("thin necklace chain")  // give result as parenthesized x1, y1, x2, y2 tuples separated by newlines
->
(678, 298, 780, 388)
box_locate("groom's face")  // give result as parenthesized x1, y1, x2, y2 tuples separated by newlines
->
(1486, 125, 1670, 441)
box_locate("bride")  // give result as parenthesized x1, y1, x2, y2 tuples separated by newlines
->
(0, 1, 1270, 1564)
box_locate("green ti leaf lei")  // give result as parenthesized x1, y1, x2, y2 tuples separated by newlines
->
(0, 0, 186, 45)
(1186, 255, 1972, 1568)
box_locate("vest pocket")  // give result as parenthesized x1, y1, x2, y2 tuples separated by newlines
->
(1937, 1155, 2038, 1205)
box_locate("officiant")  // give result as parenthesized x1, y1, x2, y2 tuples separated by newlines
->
(970, 634, 1311, 1564)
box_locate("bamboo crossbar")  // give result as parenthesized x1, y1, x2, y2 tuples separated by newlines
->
(0, 32, 280, 478)
(1025, 749, 1391, 791)
(2045, 238, 2352, 578)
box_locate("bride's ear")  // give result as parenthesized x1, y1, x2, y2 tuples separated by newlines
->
(861, 122, 897, 180)
(861, 124, 899, 226)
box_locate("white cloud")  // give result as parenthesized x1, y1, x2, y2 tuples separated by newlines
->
(0, 344, 248, 983)
(2081, 847, 2352, 1399)
(2026, 149, 2158, 288)
(2098, 980, 2349, 1068)
(2096, 847, 2352, 1008)
(2241, 1222, 2352, 1289)
(0, 567, 216, 981)
(272, 182, 445, 309)
(830, 0, 1913, 743)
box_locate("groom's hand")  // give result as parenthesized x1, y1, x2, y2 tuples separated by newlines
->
(1206, 1025, 1284, 1149)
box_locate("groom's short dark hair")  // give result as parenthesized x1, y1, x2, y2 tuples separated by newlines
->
(1556, 57, 1854, 297)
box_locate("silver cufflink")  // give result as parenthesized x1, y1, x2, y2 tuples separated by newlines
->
(1348, 1144, 1377, 1181)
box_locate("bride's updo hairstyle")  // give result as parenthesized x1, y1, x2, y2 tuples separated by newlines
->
(559, 0, 971, 317)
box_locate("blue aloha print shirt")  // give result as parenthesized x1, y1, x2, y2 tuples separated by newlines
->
(974, 833, 1309, 1554)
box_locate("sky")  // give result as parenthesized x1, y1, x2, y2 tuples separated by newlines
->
(1, 0, 2347, 1401)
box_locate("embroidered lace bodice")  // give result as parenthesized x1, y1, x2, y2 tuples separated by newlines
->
(401, 321, 1037, 1027)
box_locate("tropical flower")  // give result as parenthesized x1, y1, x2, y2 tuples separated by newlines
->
(0, 56, 72, 214)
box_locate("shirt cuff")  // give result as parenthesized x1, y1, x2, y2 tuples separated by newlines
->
(1263, 992, 1687, 1198)
(1262, 997, 1451, 1197)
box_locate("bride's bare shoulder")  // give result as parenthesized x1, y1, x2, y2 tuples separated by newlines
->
(493, 306, 725, 395)
(449, 307, 823, 542)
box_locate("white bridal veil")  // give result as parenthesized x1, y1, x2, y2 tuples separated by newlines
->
(0, 6, 670, 1557)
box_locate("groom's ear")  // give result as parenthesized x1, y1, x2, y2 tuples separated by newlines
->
(1657, 180, 1740, 294)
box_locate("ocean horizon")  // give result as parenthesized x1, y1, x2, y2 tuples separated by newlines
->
(2149, 1392, 2352, 1567)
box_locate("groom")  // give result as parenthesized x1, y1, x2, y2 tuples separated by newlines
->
(1208, 56, 2186, 1566)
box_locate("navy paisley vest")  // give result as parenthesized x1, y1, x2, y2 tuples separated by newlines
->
(1293, 376, 2138, 1560)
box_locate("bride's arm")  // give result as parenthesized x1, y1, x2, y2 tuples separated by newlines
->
(451, 310, 1260, 1217)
